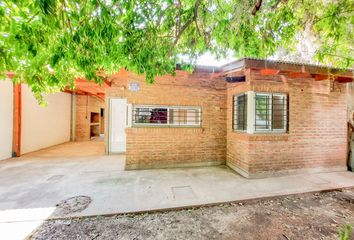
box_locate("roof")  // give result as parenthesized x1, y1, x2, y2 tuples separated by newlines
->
(200, 58, 354, 82)
(65, 77, 109, 100)
(221, 57, 353, 72)
(192, 57, 353, 73)
(64, 58, 354, 96)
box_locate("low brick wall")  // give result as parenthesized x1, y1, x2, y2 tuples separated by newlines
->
(126, 128, 225, 169)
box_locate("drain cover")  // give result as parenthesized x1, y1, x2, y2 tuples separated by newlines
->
(171, 186, 196, 200)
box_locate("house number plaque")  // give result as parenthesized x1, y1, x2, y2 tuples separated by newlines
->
(129, 82, 140, 92)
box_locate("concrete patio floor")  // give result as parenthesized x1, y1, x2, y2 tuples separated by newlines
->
(0, 140, 354, 239)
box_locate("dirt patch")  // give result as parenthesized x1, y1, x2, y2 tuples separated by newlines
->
(52, 196, 92, 217)
(29, 189, 354, 240)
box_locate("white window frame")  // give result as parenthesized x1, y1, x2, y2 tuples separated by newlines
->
(132, 105, 202, 127)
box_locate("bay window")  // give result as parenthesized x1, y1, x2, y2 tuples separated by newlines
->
(233, 92, 288, 133)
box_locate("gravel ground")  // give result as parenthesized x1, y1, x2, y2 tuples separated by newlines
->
(29, 189, 354, 240)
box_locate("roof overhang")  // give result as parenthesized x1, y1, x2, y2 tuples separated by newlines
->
(65, 77, 110, 100)
(217, 58, 354, 83)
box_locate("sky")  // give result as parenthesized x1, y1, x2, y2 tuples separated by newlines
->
(196, 52, 236, 66)
(195, 52, 237, 67)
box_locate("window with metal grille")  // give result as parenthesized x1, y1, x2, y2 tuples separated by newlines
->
(255, 93, 288, 132)
(233, 94, 248, 131)
(132, 105, 202, 127)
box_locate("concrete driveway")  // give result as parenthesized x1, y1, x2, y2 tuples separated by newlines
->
(0, 140, 354, 239)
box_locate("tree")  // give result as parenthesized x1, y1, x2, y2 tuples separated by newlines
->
(0, 0, 353, 101)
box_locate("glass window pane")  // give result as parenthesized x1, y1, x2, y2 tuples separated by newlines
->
(186, 109, 199, 125)
(170, 109, 186, 125)
(272, 95, 286, 130)
(134, 107, 168, 124)
(255, 94, 271, 130)
(149, 108, 168, 123)
(133, 106, 201, 126)
(234, 94, 247, 131)
(254, 93, 288, 132)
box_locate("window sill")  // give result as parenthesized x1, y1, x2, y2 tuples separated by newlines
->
(132, 125, 202, 128)
(231, 131, 289, 141)
(254, 130, 287, 134)
(126, 127, 204, 133)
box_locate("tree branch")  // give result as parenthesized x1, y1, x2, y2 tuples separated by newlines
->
(252, 0, 263, 15)
(173, 0, 200, 46)
(167, 0, 201, 56)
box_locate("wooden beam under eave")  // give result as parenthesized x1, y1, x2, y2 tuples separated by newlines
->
(103, 78, 112, 87)
(74, 90, 88, 95)
(75, 79, 107, 91)
(259, 69, 280, 76)
(314, 74, 329, 81)
(96, 94, 105, 101)
(12, 83, 22, 157)
(87, 92, 105, 101)
(73, 86, 105, 100)
(64, 89, 73, 94)
(288, 72, 313, 78)
(79, 86, 99, 96)
(336, 76, 353, 83)
(93, 86, 105, 94)
(313, 74, 353, 82)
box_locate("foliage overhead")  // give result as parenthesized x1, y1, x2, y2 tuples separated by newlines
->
(0, 0, 353, 101)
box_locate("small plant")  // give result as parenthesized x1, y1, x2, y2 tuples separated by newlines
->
(339, 224, 351, 240)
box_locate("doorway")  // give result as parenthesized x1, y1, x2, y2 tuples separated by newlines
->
(109, 98, 128, 153)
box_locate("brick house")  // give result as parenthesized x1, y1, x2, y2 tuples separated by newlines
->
(104, 58, 353, 178)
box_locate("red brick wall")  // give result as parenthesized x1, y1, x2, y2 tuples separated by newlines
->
(76, 95, 105, 141)
(106, 67, 347, 175)
(107, 70, 227, 169)
(227, 69, 348, 177)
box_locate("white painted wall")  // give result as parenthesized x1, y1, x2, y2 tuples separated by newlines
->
(21, 85, 71, 154)
(0, 80, 13, 160)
